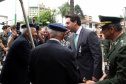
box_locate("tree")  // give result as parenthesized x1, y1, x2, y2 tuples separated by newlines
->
(20, 21, 25, 24)
(70, 0, 74, 15)
(75, 4, 84, 19)
(34, 9, 58, 26)
(58, 2, 70, 24)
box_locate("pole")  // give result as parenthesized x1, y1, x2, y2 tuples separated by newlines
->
(15, 0, 17, 24)
(38, 0, 40, 26)
(124, 7, 126, 32)
(19, 0, 35, 48)
(70, 0, 74, 15)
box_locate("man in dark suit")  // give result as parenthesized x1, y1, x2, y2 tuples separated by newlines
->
(0, 24, 37, 84)
(65, 14, 103, 82)
(29, 23, 78, 84)
(86, 15, 126, 84)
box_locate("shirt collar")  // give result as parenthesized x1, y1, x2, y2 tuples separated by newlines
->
(112, 31, 123, 43)
(50, 38, 60, 43)
(76, 26, 82, 35)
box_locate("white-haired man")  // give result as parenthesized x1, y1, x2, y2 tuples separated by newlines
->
(41, 26, 50, 42)
(0, 23, 37, 84)
(29, 23, 78, 84)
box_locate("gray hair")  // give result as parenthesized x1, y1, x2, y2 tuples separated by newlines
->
(104, 23, 122, 31)
(20, 28, 27, 34)
(42, 26, 48, 31)
(48, 28, 64, 37)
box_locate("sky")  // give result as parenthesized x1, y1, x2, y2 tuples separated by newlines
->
(0, 0, 126, 25)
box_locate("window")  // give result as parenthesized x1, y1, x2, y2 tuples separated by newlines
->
(89, 23, 92, 28)
(95, 24, 97, 28)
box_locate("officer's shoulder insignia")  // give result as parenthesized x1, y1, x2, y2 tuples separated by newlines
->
(120, 39, 126, 46)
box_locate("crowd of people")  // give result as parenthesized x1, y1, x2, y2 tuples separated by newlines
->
(0, 14, 126, 84)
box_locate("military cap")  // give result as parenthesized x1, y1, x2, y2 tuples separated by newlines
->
(48, 23, 67, 32)
(21, 23, 37, 28)
(99, 15, 123, 28)
(2, 25, 10, 30)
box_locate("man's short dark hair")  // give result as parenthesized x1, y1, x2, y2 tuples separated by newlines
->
(10, 25, 17, 30)
(65, 14, 81, 26)
(102, 23, 122, 31)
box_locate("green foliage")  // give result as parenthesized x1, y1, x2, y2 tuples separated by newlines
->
(58, 2, 85, 24)
(20, 21, 25, 24)
(58, 2, 70, 24)
(29, 18, 33, 23)
(34, 9, 58, 26)
(75, 4, 84, 19)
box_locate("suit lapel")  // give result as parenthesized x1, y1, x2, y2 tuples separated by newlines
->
(107, 44, 115, 58)
(70, 34, 76, 51)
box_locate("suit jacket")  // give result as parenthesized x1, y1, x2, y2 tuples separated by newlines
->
(29, 40, 78, 84)
(0, 34, 31, 84)
(97, 33, 126, 84)
(69, 27, 103, 81)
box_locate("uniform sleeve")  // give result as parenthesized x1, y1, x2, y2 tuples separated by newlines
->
(96, 46, 126, 84)
(0, 33, 2, 42)
(88, 31, 103, 79)
(103, 40, 111, 62)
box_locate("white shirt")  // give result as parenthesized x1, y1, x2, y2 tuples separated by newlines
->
(75, 26, 82, 43)
(50, 38, 60, 43)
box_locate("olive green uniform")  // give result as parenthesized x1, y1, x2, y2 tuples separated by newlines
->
(97, 33, 126, 84)
(103, 40, 111, 62)
(0, 32, 10, 61)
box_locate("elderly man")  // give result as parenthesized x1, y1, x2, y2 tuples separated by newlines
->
(29, 23, 78, 84)
(0, 24, 37, 84)
(85, 15, 126, 84)
(41, 26, 50, 42)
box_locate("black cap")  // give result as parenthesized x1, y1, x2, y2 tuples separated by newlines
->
(99, 15, 123, 28)
(21, 23, 37, 28)
(48, 23, 67, 32)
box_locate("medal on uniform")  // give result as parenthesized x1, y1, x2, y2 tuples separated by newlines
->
(79, 46, 81, 56)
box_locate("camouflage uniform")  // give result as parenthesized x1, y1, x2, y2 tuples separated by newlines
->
(0, 32, 10, 61)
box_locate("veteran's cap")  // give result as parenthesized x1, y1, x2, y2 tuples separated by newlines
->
(21, 23, 37, 28)
(99, 15, 123, 28)
(48, 23, 67, 32)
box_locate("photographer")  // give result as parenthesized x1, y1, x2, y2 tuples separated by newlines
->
(34, 26, 45, 46)
(8, 23, 21, 47)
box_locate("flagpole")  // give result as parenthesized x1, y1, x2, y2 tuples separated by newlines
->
(19, 0, 35, 48)
(15, 0, 17, 24)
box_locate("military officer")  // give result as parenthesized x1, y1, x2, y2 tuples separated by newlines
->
(0, 25, 10, 65)
(84, 15, 126, 84)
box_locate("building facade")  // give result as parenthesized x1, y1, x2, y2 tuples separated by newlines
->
(0, 15, 8, 25)
(85, 15, 92, 21)
(28, 3, 50, 18)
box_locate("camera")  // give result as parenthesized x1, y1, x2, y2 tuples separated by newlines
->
(16, 22, 21, 35)
(36, 26, 40, 32)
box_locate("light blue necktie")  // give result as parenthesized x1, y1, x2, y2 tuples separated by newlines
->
(74, 33, 77, 50)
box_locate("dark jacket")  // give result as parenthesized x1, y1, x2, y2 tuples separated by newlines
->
(69, 27, 103, 81)
(0, 34, 31, 84)
(29, 40, 78, 84)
